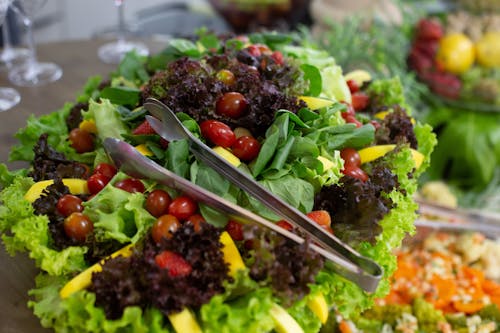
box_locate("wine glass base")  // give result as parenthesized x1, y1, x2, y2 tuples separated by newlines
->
(0, 48, 31, 70)
(8, 62, 63, 87)
(98, 40, 149, 64)
(0, 87, 21, 112)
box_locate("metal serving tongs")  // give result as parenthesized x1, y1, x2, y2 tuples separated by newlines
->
(139, 97, 383, 292)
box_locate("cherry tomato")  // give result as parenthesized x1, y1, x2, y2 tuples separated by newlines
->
(307, 210, 331, 228)
(346, 79, 360, 93)
(216, 92, 249, 119)
(151, 214, 181, 244)
(87, 173, 110, 194)
(342, 165, 368, 182)
(68, 128, 94, 153)
(340, 148, 361, 167)
(93, 163, 117, 179)
(340, 102, 355, 116)
(146, 189, 172, 218)
(168, 196, 198, 220)
(114, 178, 145, 193)
(57, 194, 84, 217)
(231, 136, 261, 161)
(271, 51, 284, 65)
(276, 220, 293, 231)
(225, 220, 243, 241)
(246, 45, 262, 57)
(200, 120, 236, 148)
(370, 120, 381, 129)
(344, 114, 362, 128)
(186, 214, 206, 233)
(216, 69, 236, 86)
(351, 92, 370, 111)
(64, 212, 93, 243)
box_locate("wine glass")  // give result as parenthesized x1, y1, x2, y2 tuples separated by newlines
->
(0, 6, 30, 70)
(98, 0, 149, 64)
(8, 0, 62, 86)
(0, 0, 20, 111)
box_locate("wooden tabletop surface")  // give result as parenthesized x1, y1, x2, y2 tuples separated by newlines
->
(0, 38, 164, 333)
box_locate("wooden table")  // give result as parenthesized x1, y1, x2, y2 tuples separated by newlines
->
(0, 38, 164, 333)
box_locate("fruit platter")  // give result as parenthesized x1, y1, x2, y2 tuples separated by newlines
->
(0, 31, 438, 332)
(407, 10, 500, 112)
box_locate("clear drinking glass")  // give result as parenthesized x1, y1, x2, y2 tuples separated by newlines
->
(0, 7, 30, 70)
(0, 0, 20, 111)
(8, 0, 62, 86)
(98, 0, 149, 64)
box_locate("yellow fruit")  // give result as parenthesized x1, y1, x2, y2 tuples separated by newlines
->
(168, 308, 203, 333)
(436, 33, 475, 74)
(79, 119, 97, 134)
(213, 146, 241, 167)
(358, 145, 425, 169)
(344, 70, 372, 86)
(307, 293, 329, 324)
(25, 178, 89, 203)
(220, 231, 245, 277)
(270, 303, 305, 333)
(135, 143, 153, 156)
(298, 96, 335, 110)
(475, 32, 500, 68)
(59, 244, 133, 299)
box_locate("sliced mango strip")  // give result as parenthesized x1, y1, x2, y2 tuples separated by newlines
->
(168, 308, 203, 333)
(299, 96, 335, 110)
(135, 143, 153, 156)
(344, 70, 372, 86)
(59, 244, 133, 299)
(307, 292, 329, 324)
(220, 231, 245, 277)
(213, 146, 241, 167)
(358, 144, 424, 169)
(25, 178, 89, 203)
(270, 303, 305, 333)
(79, 119, 98, 134)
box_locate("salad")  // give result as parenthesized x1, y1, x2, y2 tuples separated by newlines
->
(0, 31, 436, 332)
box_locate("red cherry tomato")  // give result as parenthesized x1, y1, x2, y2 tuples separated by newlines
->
(340, 148, 361, 168)
(351, 92, 370, 111)
(186, 214, 206, 233)
(370, 120, 381, 129)
(93, 163, 117, 179)
(168, 196, 198, 220)
(216, 92, 249, 119)
(344, 114, 362, 128)
(64, 212, 93, 243)
(276, 220, 293, 231)
(146, 189, 172, 218)
(271, 51, 284, 65)
(231, 136, 261, 161)
(200, 120, 236, 148)
(87, 173, 110, 194)
(216, 69, 236, 86)
(342, 165, 369, 182)
(68, 128, 94, 153)
(114, 178, 145, 193)
(346, 79, 360, 93)
(246, 45, 262, 57)
(340, 102, 355, 116)
(151, 214, 181, 244)
(306, 210, 331, 228)
(57, 194, 84, 217)
(225, 220, 244, 241)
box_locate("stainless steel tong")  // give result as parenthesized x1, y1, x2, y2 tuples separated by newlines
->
(137, 97, 383, 292)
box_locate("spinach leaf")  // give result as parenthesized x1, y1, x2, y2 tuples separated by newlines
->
(300, 64, 322, 97)
(100, 86, 141, 107)
(165, 139, 191, 178)
(114, 51, 149, 83)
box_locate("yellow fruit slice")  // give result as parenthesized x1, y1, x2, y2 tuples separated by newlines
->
(135, 143, 153, 156)
(168, 308, 203, 333)
(436, 33, 475, 74)
(25, 179, 89, 203)
(298, 96, 335, 110)
(59, 244, 133, 299)
(213, 146, 241, 167)
(79, 119, 98, 134)
(344, 70, 372, 86)
(475, 32, 500, 68)
(307, 293, 329, 324)
(270, 303, 304, 333)
(220, 231, 245, 277)
(358, 145, 424, 169)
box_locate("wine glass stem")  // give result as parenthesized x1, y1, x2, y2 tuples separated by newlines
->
(24, 18, 37, 66)
(2, 14, 13, 51)
(116, 0, 126, 44)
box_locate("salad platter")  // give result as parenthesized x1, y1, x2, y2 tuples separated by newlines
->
(0, 31, 437, 332)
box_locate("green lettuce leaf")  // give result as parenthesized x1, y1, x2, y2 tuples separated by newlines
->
(84, 99, 130, 142)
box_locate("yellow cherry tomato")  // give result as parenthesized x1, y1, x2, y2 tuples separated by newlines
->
(475, 32, 500, 68)
(436, 33, 475, 74)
